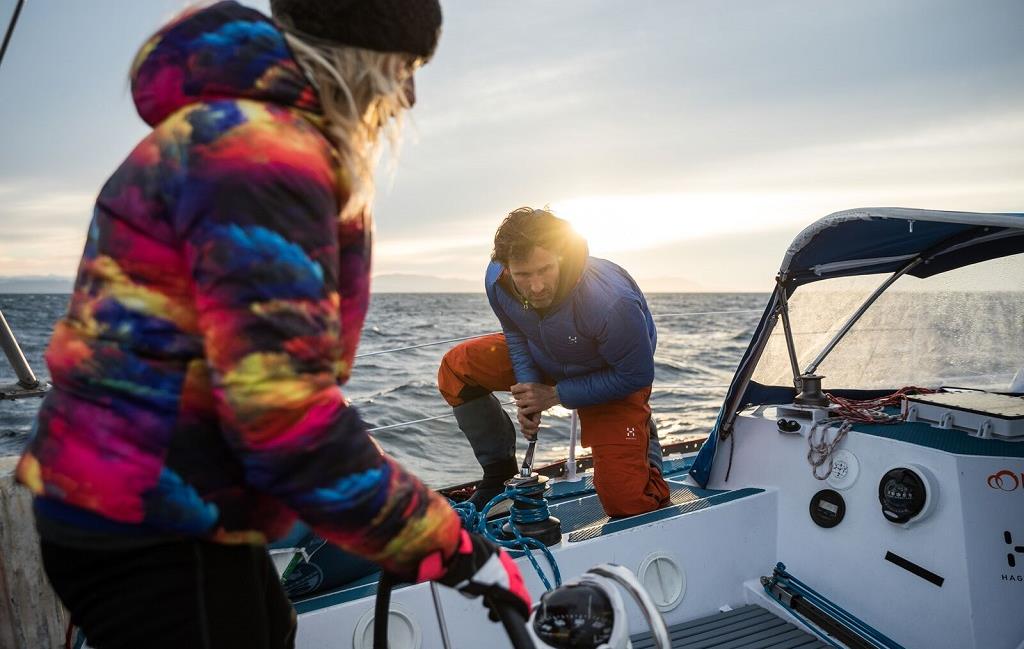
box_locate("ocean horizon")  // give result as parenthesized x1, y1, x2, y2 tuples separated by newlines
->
(1, 292, 766, 486)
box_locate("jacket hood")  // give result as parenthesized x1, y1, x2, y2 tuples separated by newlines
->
(552, 234, 588, 308)
(131, 1, 320, 127)
(493, 235, 589, 315)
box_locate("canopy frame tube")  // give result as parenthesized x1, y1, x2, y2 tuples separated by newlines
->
(802, 257, 922, 376)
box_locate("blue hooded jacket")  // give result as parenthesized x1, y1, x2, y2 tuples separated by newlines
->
(485, 257, 657, 408)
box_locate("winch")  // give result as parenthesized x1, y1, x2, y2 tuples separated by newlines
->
(501, 472, 562, 547)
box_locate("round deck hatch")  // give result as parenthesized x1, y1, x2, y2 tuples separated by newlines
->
(353, 603, 421, 649)
(637, 553, 686, 611)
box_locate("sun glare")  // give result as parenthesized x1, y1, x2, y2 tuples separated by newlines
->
(551, 193, 808, 255)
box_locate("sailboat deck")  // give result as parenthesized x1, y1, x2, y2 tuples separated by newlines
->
(630, 604, 828, 649)
(292, 456, 764, 613)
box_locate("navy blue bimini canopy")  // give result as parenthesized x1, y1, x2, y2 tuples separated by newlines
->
(779, 207, 1024, 286)
(690, 207, 1024, 487)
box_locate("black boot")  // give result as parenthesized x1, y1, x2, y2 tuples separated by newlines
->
(468, 457, 518, 510)
(452, 395, 518, 510)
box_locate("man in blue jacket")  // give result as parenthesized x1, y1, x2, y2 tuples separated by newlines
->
(438, 207, 670, 516)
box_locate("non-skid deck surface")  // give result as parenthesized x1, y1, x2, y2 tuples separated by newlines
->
(556, 483, 763, 543)
(546, 456, 695, 500)
(545, 455, 762, 543)
(631, 604, 829, 649)
(852, 412, 1024, 458)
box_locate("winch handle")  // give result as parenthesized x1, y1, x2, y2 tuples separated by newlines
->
(520, 437, 537, 477)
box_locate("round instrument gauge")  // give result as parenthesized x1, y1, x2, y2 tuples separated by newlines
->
(532, 583, 614, 647)
(878, 467, 928, 524)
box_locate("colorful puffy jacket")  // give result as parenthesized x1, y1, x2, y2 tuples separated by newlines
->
(484, 257, 657, 409)
(16, 1, 459, 578)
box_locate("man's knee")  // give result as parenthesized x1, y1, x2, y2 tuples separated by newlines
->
(437, 337, 514, 406)
(438, 348, 469, 406)
(595, 482, 662, 517)
(591, 444, 668, 517)
(438, 344, 491, 406)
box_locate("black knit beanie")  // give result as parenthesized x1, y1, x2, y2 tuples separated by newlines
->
(270, 0, 443, 60)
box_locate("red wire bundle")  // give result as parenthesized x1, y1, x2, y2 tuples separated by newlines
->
(825, 386, 938, 424)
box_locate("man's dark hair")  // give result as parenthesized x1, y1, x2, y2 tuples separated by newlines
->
(491, 207, 585, 265)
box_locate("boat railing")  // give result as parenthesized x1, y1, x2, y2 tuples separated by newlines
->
(0, 307, 47, 401)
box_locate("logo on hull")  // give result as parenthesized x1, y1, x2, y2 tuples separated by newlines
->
(987, 470, 1022, 491)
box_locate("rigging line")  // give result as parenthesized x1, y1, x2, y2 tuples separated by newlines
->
(367, 399, 517, 432)
(650, 309, 762, 318)
(355, 331, 500, 358)
(0, 0, 25, 71)
(364, 386, 717, 432)
(355, 308, 763, 359)
(651, 384, 729, 390)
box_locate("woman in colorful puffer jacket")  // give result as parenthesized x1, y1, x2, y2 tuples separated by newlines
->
(16, 2, 528, 647)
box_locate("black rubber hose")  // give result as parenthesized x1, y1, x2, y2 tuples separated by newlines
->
(375, 574, 535, 649)
(491, 598, 537, 649)
(373, 572, 396, 649)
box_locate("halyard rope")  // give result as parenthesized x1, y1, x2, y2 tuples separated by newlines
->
(808, 387, 938, 479)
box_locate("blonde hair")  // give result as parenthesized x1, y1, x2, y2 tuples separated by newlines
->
(284, 33, 418, 220)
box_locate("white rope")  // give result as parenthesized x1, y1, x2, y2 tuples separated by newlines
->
(807, 419, 853, 480)
(367, 399, 516, 432)
(367, 411, 456, 432)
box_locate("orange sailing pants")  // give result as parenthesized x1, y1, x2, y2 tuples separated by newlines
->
(438, 333, 670, 517)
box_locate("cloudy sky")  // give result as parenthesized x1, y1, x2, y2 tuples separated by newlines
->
(0, 0, 1021, 291)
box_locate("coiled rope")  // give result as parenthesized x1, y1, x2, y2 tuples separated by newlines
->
(450, 485, 562, 591)
(808, 387, 938, 479)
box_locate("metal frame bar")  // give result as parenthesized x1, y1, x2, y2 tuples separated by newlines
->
(0, 308, 38, 388)
(775, 276, 802, 389)
(803, 257, 923, 376)
(717, 285, 784, 440)
(0, 0, 25, 70)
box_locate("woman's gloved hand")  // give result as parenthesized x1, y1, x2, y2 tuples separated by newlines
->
(419, 529, 532, 621)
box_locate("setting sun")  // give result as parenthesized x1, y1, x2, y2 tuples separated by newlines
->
(551, 193, 809, 255)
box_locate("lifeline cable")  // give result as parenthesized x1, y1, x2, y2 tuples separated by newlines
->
(355, 308, 761, 359)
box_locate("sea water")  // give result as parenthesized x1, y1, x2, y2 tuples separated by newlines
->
(0, 293, 764, 487)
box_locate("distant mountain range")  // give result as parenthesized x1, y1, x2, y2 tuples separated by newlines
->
(0, 275, 74, 293)
(0, 273, 705, 294)
(372, 274, 704, 292)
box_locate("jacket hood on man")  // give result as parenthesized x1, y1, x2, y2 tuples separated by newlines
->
(495, 228, 589, 315)
(131, 1, 320, 127)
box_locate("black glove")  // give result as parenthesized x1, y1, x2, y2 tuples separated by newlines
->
(438, 530, 532, 621)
